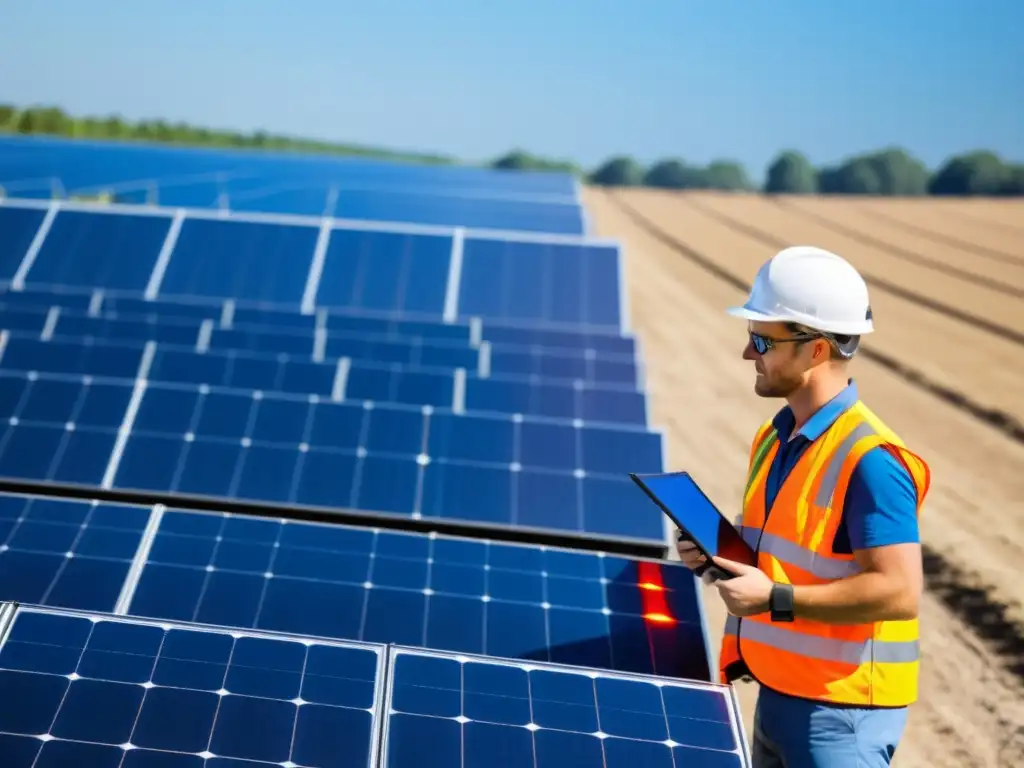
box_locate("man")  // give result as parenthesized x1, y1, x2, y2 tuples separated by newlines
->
(676, 246, 930, 767)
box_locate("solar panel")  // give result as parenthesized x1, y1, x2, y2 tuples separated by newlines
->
(0, 494, 149, 612)
(0, 605, 385, 768)
(0, 372, 666, 544)
(124, 505, 707, 679)
(0, 334, 647, 425)
(0, 201, 625, 332)
(381, 647, 748, 768)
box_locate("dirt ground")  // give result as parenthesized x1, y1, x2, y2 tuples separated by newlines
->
(584, 188, 1024, 768)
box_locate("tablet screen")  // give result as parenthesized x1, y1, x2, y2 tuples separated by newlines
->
(634, 472, 757, 567)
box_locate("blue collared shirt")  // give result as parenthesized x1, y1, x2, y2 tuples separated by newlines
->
(763, 381, 920, 553)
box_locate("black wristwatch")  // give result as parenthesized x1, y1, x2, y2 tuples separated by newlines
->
(769, 583, 795, 622)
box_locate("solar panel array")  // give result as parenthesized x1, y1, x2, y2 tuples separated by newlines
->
(0, 142, 751, 766)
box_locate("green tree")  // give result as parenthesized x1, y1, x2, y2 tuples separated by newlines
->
(929, 151, 1012, 196)
(643, 159, 696, 189)
(819, 148, 928, 195)
(703, 160, 751, 190)
(764, 150, 817, 193)
(999, 164, 1024, 196)
(589, 156, 644, 186)
(0, 105, 16, 128)
(818, 159, 883, 194)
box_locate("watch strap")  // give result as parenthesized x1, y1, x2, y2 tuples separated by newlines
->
(769, 583, 795, 622)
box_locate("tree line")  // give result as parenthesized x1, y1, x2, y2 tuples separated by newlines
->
(497, 148, 1024, 197)
(2, 104, 1021, 196)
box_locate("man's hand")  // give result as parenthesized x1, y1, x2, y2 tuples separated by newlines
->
(712, 557, 774, 617)
(675, 534, 707, 571)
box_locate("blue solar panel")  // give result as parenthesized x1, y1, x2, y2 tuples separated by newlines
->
(0, 494, 149, 611)
(457, 238, 623, 330)
(0, 334, 648, 425)
(0, 606, 384, 768)
(0, 371, 665, 543)
(28, 210, 172, 293)
(382, 647, 746, 768)
(123, 505, 705, 679)
(0, 202, 625, 331)
(159, 217, 320, 304)
(316, 228, 452, 314)
(0, 206, 46, 282)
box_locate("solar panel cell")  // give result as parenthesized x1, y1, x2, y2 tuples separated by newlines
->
(0, 495, 147, 611)
(28, 211, 172, 292)
(0, 607, 383, 768)
(0, 206, 46, 281)
(382, 648, 744, 768)
(159, 218, 319, 304)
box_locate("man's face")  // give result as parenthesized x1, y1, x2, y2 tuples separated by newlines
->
(741, 321, 820, 398)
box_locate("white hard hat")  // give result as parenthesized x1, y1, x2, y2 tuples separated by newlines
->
(726, 246, 874, 336)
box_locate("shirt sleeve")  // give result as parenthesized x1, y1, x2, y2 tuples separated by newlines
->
(842, 445, 921, 550)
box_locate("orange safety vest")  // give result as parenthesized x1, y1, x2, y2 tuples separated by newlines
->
(718, 399, 930, 707)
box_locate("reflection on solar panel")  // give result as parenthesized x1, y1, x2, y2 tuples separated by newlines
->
(0, 201, 625, 333)
(0, 372, 665, 544)
(382, 647, 747, 768)
(125, 505, 707, 679)
(0, 605, 385, 768)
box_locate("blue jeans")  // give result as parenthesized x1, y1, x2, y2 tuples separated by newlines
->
(752, 686, 908, 768)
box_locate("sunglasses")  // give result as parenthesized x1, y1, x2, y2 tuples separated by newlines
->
(748, 330, 823, 356)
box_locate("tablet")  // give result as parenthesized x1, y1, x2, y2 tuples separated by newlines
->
(629, 471, 757, 579)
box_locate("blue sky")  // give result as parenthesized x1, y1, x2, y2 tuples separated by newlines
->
(2, 0, 1021, 178)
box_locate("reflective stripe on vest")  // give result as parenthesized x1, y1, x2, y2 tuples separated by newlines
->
(723, 615, 920, 665)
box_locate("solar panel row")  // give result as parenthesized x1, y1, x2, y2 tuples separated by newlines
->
(0, 605, 746, 768)
(0, 202, 623, 330)
(0, 371, 666, 543)
(0, 305, 642, 386)
(0, 135, 585, 233)
(0, 493, 705, 678)
(0, 286, 638, 355)
(0, 334, 648, 425)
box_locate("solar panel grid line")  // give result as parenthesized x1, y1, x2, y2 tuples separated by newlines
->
(9, 199, 59, 291)
(0, 604, 390, 768)
(219, 298, 235, 329)
(468, 316, 482, 347)
(143, 208, 185, 300)
(301, 217, 334, 314)
(478, 341, 492, 378)
(195, 318, 213, 353)
(101, 341, 155, 490)
(87, 288, 104, 317)
(380, 646, 750, 768)
(39, 306, 58, 342)
(332, 356, 351, 401)
(112, 502, 165, 615)
(0, 197, 618, 247)
(453, 368, 466, 415)
(444, 226, 466, 323)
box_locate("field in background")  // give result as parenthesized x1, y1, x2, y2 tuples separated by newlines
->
(586, 188, 1024, 768)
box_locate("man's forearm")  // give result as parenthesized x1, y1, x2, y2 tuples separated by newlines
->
(792, 571, 918, 624)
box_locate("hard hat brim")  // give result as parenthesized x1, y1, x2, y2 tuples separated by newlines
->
(726, 305, 874, 335)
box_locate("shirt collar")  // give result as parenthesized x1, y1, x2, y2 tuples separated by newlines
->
(771, 379, 859, 443)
